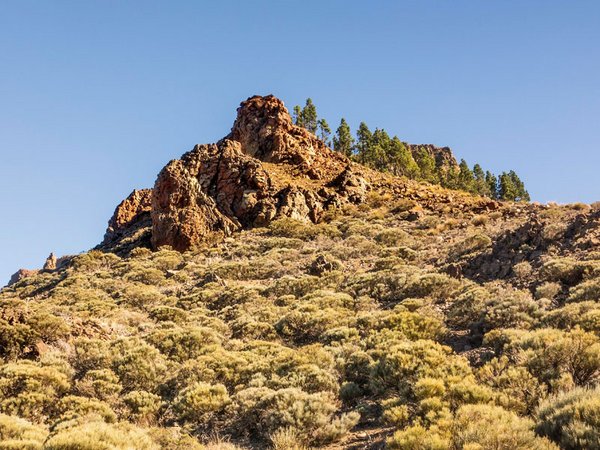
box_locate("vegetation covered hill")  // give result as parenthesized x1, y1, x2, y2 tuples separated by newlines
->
(2, 96, 600, 449)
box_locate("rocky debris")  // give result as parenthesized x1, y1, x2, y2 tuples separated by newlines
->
(309, 255, 341, 276)
(464, 218, 548, 281)
(8, 269, 39, 286)
(329, 165, 369, 204)
(43, 253, 57, 271)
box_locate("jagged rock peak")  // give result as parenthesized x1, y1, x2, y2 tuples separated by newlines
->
(101, 95, 368, 254)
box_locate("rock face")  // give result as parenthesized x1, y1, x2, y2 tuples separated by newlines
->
(100, 189, 153, 252)
(150, 96, 369, 251)
(102, 95, 369, 253)
(43, 253, 57, 271)
(8, 269, 39, 286)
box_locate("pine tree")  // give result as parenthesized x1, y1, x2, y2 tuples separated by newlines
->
(458, 159, 476, 193)
(292, 105, 303, 127)
(317, 119, 331, 147)
(508, 170, 530, 202)
(389, 137, 420, 178)
(486, 171, 499, 199)
(473, 164, 490, 197)
(302, 98, 318, 134)
(370, 128, 392, 170)
(415, 147, 438, 184)
(355, 122, 373, 164)
(499, 172, 518, 201)
(440, 167, 460, 190)
(333, 118, 354, 157)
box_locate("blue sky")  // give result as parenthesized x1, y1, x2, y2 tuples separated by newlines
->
(1, 1, 599, 283)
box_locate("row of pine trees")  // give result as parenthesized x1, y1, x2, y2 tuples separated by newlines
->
(293, 99, 530, 202)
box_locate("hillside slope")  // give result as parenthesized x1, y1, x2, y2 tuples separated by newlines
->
(2, 96, 600, 449)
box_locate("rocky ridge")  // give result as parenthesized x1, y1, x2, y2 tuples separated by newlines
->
(100, 95, 494, 255)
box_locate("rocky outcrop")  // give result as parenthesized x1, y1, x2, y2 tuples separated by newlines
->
(408, 143, 458, 171)
(99, 189, 153, 253)
(8, 269, 39, 286)
(148, 95, 369, 251)
(101, 94, 498, 254)
(43, 253, 57, 271)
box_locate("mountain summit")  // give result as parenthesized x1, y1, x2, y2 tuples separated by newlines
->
(100, 95, 493, 255)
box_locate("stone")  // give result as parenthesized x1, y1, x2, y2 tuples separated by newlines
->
(309, 255, 341, 276)
(8, 269, 38, 286)
(101, 189, 153, 252)
(43, 253, 57, 271)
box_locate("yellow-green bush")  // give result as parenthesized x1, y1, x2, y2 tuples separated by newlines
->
(0, 414, 47, 450)
(536, 386, 600, 450)
(0, 361, 70, 421)
(174, 382, 230, 424)
(44, 419, 159, 450)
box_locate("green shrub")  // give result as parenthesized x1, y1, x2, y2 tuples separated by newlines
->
(44, 419, 158, 450)
(490, 328, 600, 387)
(536, 386, 600, 450)
(147, 326, 221, 362)
(450, 233, 492, 258)
(368, 339, 471, 398)
(123, 391, 162, 425)
(231, 387, 357, 444)
(477, 356, 546, 414)
(0, 361, 70, 421)
(387, 423, 449, 450)
(568, 278, 600, 303)
(0, 414, 47, 450)
(174, 382, 230, 423)
(75, 369, 122, 402)
(110, 339, 167, 392)
(268, 218, 340, 240)
(543, 301, 600, 334)
(535, 281, 562, 300)
(451, 404, 558, 450)
(55, 395, 116, 423)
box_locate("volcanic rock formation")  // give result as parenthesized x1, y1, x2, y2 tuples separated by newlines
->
(99, 95, 498, 255)
(101, 95, 371, 253)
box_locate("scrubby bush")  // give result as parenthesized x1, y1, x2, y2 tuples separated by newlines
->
(451, 404, 558, 449)
(535, 282, 562, 300)
(0, 361, 70, 421)
(268, 218, 340, 240)
(0, 414, 47, 450)
(110, 338, 168, 392)
(44, 419, 158, 450)
(568, 278, 600, 303)
(488, 328, 600, 388)
(75, 369, 122, 402)
(231, 387, 357, 445)
(174, 382, 230, 424)
(147, 326, 221, 362)
(450, 233, 492, 258)
(123, 391, 162, 425)
(543, 301, 600, 334)
(477, 356, 546, 414)
(55, 395, 116, 423)
(536, 386, 600, 450)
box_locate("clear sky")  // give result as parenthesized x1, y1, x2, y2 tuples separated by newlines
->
(1, 1, 599, 283)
